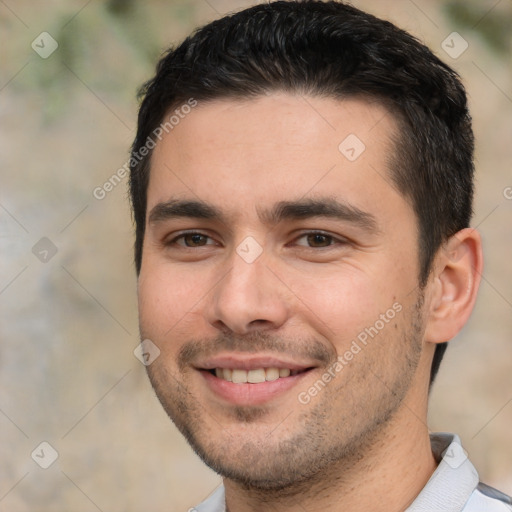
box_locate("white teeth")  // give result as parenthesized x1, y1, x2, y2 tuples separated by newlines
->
(231, 369, 247, 384)
(265, 367, 280, 381)
(247, 369, 266, 383)
(214, 367, 297, 383)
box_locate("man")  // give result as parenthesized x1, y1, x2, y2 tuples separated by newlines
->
(129, 1, 511, 510)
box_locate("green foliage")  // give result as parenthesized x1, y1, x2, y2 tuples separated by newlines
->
(444, 1, 512, 56)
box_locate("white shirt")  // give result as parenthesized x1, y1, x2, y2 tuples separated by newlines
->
(193, 433, 512, 512)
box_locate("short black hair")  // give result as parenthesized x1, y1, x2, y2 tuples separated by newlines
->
(129, 0, 474, 386)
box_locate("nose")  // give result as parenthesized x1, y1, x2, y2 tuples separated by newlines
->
(205, 249, 290, 335)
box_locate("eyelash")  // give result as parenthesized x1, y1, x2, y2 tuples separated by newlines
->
(166, 231, 346, 249)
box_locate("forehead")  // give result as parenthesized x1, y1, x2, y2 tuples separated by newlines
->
(148, 93, 407, 223)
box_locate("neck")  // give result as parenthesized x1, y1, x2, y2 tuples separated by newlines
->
(223, 400, 437, 512)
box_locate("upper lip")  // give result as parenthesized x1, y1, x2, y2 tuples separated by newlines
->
(195, 353, 317, 371)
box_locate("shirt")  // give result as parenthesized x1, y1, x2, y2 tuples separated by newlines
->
(193, 433, 512, 512)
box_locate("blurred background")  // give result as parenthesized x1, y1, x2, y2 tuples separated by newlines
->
(0, 0, 511, 510)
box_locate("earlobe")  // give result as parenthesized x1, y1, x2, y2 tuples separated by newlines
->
(424, 228, 483, 344)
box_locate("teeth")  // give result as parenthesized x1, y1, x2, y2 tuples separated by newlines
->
(213, 367, 298, 383)
(232, 369, 247, 384)
(247, 369, 266, 383)
(265, 368, 280, 381)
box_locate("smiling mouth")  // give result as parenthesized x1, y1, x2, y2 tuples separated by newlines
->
(208, 367, 312, 384)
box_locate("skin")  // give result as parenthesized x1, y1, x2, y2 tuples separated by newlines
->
(137, 93, 483, 512)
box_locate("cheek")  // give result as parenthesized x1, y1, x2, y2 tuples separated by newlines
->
(285, 264, 402, 344)
(138, 261, 208, 343)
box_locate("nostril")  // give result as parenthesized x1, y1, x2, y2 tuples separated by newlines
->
(249, 319, 269, 326)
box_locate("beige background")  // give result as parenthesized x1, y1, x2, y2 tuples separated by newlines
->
(1, 0, 511, 510)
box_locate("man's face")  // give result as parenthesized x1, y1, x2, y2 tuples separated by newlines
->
(138, 94, 430, 489)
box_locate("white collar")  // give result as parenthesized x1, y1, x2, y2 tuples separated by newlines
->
(406, 432, 479, 512)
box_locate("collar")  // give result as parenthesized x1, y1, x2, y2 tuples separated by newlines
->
(406, 432, 479, 512)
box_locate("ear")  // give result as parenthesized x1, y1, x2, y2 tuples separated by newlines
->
(424, 228, 483, 344)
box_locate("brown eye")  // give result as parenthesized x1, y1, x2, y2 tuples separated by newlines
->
(305, 233, 333, 247)
(168, 232, 215, 248)
(181, 233, 209, 247)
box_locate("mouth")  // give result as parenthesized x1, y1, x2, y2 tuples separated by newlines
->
(209, 367, 308, 383)
(195, 355, 317, 406)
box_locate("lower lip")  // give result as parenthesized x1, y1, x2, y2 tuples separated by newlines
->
(200, 370, 312, 406)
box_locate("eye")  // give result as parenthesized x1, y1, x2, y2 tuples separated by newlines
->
(169, 232, 217, 247)
(294, 232, 340, 248)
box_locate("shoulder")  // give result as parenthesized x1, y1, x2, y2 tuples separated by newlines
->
(463, 482, 512, 511)
(407, 433, 511, 512)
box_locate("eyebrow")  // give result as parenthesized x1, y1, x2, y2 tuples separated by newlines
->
(260, 198, 379, 233)
(148, 197, 379, 233)
(148, 199, 223, 224)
